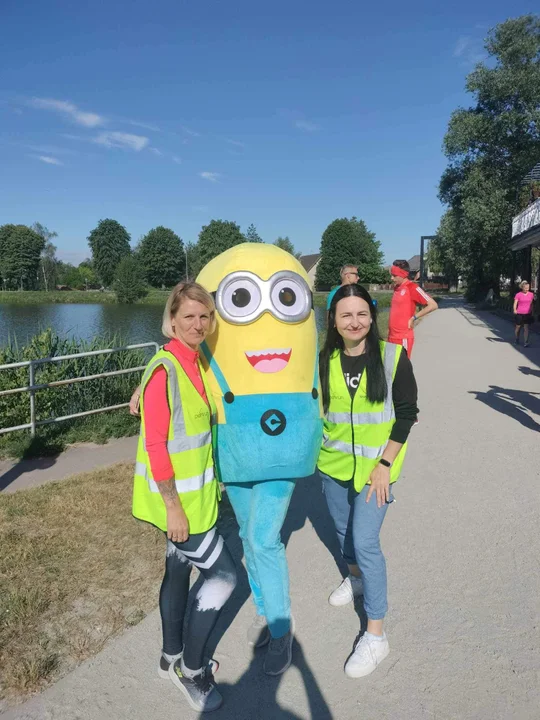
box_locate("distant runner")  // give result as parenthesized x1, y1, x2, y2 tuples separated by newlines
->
(388, 259, 437, 358)
(513, 280, 535, 347)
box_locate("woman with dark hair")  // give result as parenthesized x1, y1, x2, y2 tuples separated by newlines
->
(318, 284, 418, 678)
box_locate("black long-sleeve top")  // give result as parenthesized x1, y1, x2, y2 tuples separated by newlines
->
(339, 350, 418, 444)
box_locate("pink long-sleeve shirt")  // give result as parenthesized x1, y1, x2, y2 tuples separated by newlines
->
(144, 338, 208, 482)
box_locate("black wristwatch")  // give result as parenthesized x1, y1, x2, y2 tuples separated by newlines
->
(379, 458, 392, 468)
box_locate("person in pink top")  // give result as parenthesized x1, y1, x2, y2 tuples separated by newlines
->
(513, 281, 535, 347)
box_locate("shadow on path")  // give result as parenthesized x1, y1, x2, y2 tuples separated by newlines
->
(0, 455, 58, 492)
(519, 366, 540, 378)
(199, 636, 333, 720)
(469, 385, 540, 432)
(458, 305, 540, 369)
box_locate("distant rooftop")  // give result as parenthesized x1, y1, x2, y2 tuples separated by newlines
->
(299, 253, 320, 272)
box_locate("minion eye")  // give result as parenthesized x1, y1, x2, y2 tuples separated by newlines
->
(219, 277, 261, 320)
(232, 287, 252, 308)
(270, 276, 310, 320)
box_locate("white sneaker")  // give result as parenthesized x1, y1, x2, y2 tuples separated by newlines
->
(328, 575, 363, 607)
(345, 633, 390, 678)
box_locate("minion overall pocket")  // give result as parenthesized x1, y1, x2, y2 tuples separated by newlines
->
(214, 391, 323, 483)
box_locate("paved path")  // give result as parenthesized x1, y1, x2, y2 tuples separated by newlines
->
(3, 302, 540, 719)
(0, 436, 138, 493)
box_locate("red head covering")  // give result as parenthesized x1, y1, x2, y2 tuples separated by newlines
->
(391, 265, 409, 279)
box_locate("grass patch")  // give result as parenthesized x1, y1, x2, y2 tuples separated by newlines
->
(0, 463, 164, 702)
(0, 290, 170, 306)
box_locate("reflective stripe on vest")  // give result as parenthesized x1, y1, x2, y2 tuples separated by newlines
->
(132, 350, 218, 534)
(317, 341, 407, 491)
(134, 462, 215, 494)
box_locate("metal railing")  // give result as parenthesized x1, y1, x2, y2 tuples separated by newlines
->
(0, 342, 158, 437)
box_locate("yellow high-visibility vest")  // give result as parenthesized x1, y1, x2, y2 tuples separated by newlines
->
(133, 349, 219, 534)
(318, 342, 407, 492)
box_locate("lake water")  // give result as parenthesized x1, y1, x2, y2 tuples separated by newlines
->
(0, 303, 331, 348)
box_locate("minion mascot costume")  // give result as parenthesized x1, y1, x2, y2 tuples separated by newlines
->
(197, 243, 323, 675)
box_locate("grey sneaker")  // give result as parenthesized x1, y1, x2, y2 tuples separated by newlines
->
(247, 614, 270, 648)
(169, 661, 222, 713)
(263, 619, 294, 676)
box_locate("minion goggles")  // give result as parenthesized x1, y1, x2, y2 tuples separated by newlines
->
(214, 270, 313, 325)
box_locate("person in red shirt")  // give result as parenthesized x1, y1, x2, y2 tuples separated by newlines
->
(388, 259, 438, 358)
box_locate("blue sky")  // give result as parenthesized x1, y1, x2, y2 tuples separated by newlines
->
(0, 0, 533, 265)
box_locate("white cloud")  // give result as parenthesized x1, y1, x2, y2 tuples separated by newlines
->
(34, 155, 63, 166)
(30, 97, 105, 127)
(199, 171, 220, 183)
(126, 119, 162, 132)
(227, 139, 245, 148)
(453, 35, 486, 65)
(150, 147, 163, 156)
(173, 156, 182, 164)
(181, 125, 200, 137)
(295, 119, 319, 132)
(93, 131, 149, 151)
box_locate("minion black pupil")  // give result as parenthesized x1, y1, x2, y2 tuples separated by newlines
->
(279, 288, 296, 307)
(232, 288, 251, 308)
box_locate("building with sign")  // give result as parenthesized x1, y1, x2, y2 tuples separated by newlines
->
(510, 163, 540, 291)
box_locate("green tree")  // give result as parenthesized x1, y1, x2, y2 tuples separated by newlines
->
(113, 255, 148, 303)
(195, 220, 246, 276)
(78, 259, 99, 289)
(137, 226, 185, 288)
(315, 217, 385, 290)
(0, 224, 45, 290)
(274, 236, 302, 259)
(245, 223, 263, 243)
(185, 242, 199, 280)
(439, 15, 540, 298)
(32, 223, 58, 292)
(87, 219, 131, 286)
(429, 210, 467, 287)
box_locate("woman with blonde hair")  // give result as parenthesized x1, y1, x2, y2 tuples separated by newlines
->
(133, 282, 237, 714)
(513, 280, 535, 347)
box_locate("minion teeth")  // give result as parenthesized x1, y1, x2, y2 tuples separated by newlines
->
(245, 348, 292, 374)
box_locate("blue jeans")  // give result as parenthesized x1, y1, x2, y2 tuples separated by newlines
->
(225, 479, 296, 639)
(320, 471, 393, 620)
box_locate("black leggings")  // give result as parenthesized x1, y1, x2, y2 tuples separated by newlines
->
(160, 526, 237, 671)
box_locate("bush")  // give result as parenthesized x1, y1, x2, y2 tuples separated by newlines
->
(113, 256, 147, 304)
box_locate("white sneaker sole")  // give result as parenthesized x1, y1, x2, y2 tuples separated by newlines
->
(345, 645, 390, 678)
(168, 664, 223, 713)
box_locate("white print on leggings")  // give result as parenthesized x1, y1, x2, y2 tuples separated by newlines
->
(195, 573, 237, 612)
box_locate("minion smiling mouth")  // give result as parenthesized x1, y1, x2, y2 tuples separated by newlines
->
(245, 348, 292, 374)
